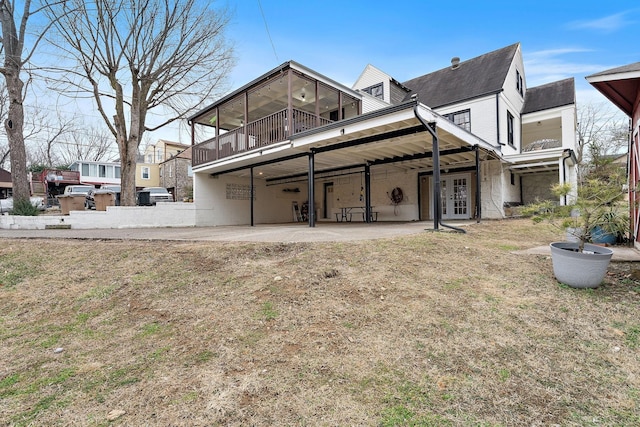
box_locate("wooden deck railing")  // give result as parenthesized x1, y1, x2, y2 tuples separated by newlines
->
(193, 109, 332, 167)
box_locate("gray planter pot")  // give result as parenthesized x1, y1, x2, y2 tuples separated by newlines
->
(549, 242, 613, 289)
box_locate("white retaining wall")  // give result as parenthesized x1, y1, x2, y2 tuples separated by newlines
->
(0, 202, 196, 230)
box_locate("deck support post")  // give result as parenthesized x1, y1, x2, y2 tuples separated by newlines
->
(308, 151, 315, 227)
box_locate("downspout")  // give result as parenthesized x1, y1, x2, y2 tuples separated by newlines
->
(496, 94, 501, 146)
(414, 104, 466, 233)
(561, 149, 569, 206)
(475, 146, 481, 223)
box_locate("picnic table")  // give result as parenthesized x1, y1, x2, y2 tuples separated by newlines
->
(335, 206, 378, 222)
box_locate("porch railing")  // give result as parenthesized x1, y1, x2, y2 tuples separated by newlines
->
(193, 108, 332, 167)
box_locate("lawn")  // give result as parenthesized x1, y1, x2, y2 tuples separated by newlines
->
(1, 219, 639, 426)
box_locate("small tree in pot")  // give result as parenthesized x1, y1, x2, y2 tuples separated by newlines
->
(523, 177, 628, 288)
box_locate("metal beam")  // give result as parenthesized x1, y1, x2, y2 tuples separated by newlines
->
(311, 125, 425, 153)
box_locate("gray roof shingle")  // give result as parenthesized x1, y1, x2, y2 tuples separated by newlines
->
(401, 43, 519, 108)
(587, 62, 640, 78)
(522, 78, 575, 114)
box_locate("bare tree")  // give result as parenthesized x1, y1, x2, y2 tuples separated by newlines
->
(45, 0, 235, 205)
(0, 0, 34, 202)
(577, 101, 629, 180)
(57, 123, 116, 164)
(23, 107, 78, 167)
(0, 79, 8, 168)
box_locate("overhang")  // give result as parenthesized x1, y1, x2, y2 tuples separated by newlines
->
(503, 148, 576, 175)
(586, 63, 640, 117)
(193, 101, 502, 180)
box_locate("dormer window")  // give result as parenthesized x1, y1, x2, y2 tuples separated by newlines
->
(362, 82, 384, 100)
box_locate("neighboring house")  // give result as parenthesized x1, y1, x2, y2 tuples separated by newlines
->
(136, 140, 189, 189)
(135, 162, 160, 188)
(0, 167, 11, 199)
(69, 161, 121, 186)
(188, 43, 578, 227)
(159, 147, 193, 201)
(142, 139, 190, 164)
(587, 62, 640, 248)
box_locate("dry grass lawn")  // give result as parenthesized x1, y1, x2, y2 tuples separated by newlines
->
(1, 219, 639, 426)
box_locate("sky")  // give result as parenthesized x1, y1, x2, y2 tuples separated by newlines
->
(157, 0, 639, 143)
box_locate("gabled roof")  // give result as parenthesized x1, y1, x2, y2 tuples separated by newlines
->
(158, 139, 190, 149)
(522, 78, 575, 114)
(401, 43, 520, 108)
(586, 62, 640, 117)
(588, 62, 640, 78)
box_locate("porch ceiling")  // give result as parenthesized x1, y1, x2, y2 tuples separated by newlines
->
(196, 103, 497, 180)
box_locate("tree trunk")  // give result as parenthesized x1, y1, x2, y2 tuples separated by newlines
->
(5, 67, 29, 202)
(116, 125, 138, 207)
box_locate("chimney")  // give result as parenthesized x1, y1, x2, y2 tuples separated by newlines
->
(451, 57, 460, 70)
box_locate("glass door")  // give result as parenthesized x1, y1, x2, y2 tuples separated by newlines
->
(441, 174, 470, 220)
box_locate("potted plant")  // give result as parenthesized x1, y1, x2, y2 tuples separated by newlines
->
(523, 178, 627, 288)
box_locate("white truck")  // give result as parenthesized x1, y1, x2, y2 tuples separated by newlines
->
(63, 185, 94, 196)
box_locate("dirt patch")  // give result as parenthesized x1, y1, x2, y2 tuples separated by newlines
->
(1, 219, 639, 426)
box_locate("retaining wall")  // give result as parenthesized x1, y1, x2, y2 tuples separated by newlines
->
(0, 202, 196, 230)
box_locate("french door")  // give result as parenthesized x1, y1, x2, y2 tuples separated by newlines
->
(439, 174, 470, 220)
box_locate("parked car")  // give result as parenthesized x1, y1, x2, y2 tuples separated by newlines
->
(137, 187, 173, 206)
(63, 185, 94, 196)
(85, 185, 121, 209)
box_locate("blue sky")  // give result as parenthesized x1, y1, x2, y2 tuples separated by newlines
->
(225, 0, 638, 104)
(153, 0, 638, 143)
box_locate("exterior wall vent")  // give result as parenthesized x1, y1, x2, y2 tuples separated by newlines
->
(451, 57, 460, 70)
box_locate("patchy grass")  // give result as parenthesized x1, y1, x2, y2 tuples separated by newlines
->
(1, 219, 639, 426)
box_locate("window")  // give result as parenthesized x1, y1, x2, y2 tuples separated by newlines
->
(444, 110, 471, 132)
(362, 82, 384, 100)
(157, 148, 163, 162)
(516, 70, 524, 96)
(81, 163, 89, 176)
(187, 165, 193, 177)
(89, 164, 97, 177)
(141, 167, 150, 179)
(507, 111, 515, 147)
(99, 164, 106, 178)
(147, 154, 153, 163)
(115, 166, 121, 179)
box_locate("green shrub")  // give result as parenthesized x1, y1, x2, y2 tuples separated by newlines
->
(12, 198, 40, 216)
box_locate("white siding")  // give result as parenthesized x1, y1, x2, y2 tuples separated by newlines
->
(435, 96, 497, 143)
(352, 64, 392, 104)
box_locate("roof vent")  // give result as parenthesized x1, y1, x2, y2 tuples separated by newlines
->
(451, 57, 460, 70)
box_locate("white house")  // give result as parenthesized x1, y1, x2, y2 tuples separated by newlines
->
(188, 43, 577, 227)
(69, 160, 122, 186)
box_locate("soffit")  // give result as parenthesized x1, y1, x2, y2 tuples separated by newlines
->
(199, 113, 487, 180)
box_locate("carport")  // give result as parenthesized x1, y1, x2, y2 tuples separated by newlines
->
(192, 99, 502, 229)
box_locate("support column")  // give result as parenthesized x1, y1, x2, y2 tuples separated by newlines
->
(365, 164, 371, 223)
(250, 167, 255, 227)
(308, 151, 315, 227)
(430, 122, 440, 231)
(475, 146, 481, 222)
